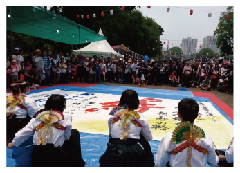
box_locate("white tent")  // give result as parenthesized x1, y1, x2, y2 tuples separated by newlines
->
(73, 28, 124, 58)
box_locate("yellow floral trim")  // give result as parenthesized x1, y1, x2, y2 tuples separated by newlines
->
(116, 110, 141, 140)
(6, 95, 25, 119)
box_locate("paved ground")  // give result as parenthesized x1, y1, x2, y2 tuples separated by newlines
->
(102, 82, 234, 109)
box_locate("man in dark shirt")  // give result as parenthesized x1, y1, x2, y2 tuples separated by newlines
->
(117, 58, 124, 83)
(25, 51, 34, 66)
(153, 60, 160, 86)
(177, 60, 183, 85)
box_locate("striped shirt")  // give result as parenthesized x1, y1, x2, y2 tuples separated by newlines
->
(43, 56, 52, 70)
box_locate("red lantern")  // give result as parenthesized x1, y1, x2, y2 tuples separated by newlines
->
(227, 15, 230, 19)
(101, 12, 104, 17)
(193, 53, 194, 54)
(202, 53, 203, 55)
(225, 53, 227, 55)
(86, 15, 89, 19)
(200, 45, 201, 48)
(147, 6, 151, 8)
(220, 46, 222, 48)
(164, 42, 165, 44)
(167, 7, 170, 12)
(77, 15, 80, 18)
(190, 9, 193, 15)
(148, 47, 149, 49)
(213, 53, 214, 55)
(122, 6, 124, 11)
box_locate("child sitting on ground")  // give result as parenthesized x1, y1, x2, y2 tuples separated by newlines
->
(200, 76, 211, 91)
(8, 94, 85, 167)
(25, 65, 39, 87)
(24, 61, 32, 71)
(155, 98, 219, 167)
(217, 74, 228, 93)
(169, 71, 177, 87)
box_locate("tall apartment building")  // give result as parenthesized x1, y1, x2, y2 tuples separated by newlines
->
(181, 37, 198, 57)
(203, 36, 220, 53)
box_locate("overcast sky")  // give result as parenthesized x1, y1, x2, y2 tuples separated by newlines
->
(138, 6, 229, 50)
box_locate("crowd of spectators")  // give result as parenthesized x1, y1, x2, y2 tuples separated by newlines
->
(6, 48, 233, 95)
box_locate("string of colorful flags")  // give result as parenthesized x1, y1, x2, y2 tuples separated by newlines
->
(77, 6, 231, 20)
(77, 6, 231, 56)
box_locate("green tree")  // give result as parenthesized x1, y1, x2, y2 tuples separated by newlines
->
(58, 6, 163, 58)
(168, 46, 182, 53)
(214, 6, 233, 55)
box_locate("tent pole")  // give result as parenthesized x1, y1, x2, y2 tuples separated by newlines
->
(10, 6, 13, 53)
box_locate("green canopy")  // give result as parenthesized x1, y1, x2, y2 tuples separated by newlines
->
(6, 6, 106, 44)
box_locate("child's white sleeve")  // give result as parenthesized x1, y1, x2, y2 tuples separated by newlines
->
(226, 137, 234, 163)
(155, 135, 170, 167)
(64, 115, 72, 140)
(12, 118, 35, 147)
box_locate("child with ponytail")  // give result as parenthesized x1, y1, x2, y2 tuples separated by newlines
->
(6, 80, 38, 143)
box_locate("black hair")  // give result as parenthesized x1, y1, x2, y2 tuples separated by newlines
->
(178, 98, 199, 123)
(119, 89, 139, 110)
(11, 80, 30, 95)
(45, 94, 66, 112)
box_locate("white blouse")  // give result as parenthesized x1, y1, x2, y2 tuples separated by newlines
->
(226, 137, 234, 163)
(12, 113, 72, 147)
(108, 110, 153, 141)
(7, 93, 39, 119)
(155, 131, 219, 167)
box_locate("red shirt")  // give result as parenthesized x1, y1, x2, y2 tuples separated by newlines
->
(169, 75, 177, 82)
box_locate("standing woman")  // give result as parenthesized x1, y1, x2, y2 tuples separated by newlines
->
(6, 80, 38, 143)
(183, 62, 192, 87)
(211, 63, 220, 90)
(99, 89, 154, 167)
(8, 94, 85, 167)
(197, 63, 207, 87)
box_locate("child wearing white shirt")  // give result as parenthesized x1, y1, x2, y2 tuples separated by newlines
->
(8, 94, 85, 167)
(155, 98, 219, 167)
